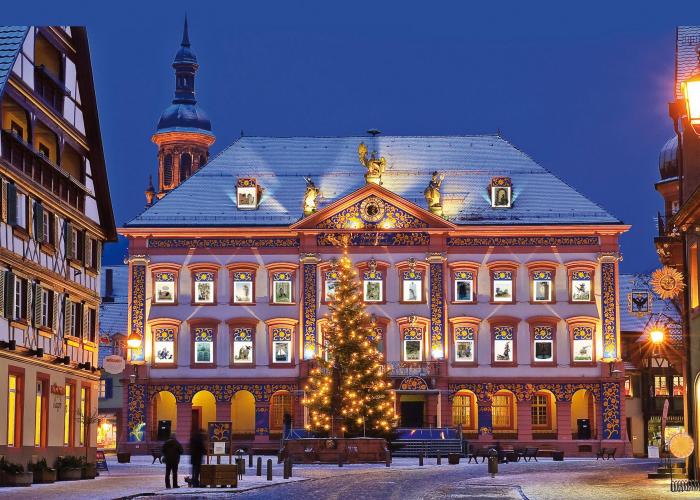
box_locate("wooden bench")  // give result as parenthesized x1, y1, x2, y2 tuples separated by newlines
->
(596, 447, 616, 460)
(522, 447, 539, 462)
(499, 445, 517, 463)
(467, 447, 492, 464)
(150, 448, 163, 464)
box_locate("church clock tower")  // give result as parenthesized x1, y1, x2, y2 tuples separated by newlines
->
(147, 18, 215, 203)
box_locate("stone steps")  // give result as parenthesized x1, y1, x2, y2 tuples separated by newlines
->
(392, 439, 463, 457)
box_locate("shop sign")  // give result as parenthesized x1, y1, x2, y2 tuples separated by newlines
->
(50, 383, 65, 395)
(103, 355, 126, 375)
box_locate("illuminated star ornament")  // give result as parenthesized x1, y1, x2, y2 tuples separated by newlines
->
(650, 266, 685, 300)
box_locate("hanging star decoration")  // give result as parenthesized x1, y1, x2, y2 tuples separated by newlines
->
(650, 266, 685, 300)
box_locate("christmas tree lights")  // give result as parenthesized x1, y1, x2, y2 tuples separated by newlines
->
(303, 251, 397, 436)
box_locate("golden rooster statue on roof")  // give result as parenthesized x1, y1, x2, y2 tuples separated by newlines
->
(358, 142, 386, 185)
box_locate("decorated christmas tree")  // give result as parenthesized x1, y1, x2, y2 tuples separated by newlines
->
(303, 252, 397, 436)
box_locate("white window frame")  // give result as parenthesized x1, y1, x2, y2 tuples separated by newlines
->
(272, 340, 291, 363)
(454, 277, 474, 302)
(14, 278, 23, 320)
(491, 186, 511, 208)
(272, 280, 293, 304)
(194, 338, 214, 364)
(533, 338, 554, 362)
(532, 278, 552, 302)
(402, 278, 422, 302)
(403, 338, 423, 362)
(154, 279, 176, 304)
(233, 280, 254, 304)
(571, 277, 592, 302)
(363, 279, 383, 302)
(41, 288, 50, 327)
(455, 339, 475, 362)
(236, 186, 258, 209)
(16, 192, 27, 230)
(492, 277, 513, 303)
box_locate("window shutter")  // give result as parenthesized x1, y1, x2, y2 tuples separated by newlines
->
(63, 297, 72, 336)
(33, 202, 44, 243)
(25, 280, 31, 322)
(84, 235, 91, 267)
(95, 241, 102, 272)
(0, 270, 6, 318)
(64, 222, 74, 260)
(82, 305, 89, 340)
(33, 283, 42, 327)
(105, 378, 113, 399)
(1, 180, 6, 223)
(4, 272, 14, 320)
(6, 183, 17, 226)
(52, 292, 59, 333)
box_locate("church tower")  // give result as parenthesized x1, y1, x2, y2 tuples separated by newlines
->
(148, 18, 215, 203)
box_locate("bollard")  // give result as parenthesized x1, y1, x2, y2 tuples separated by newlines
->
(385, 451, 391, 468)
(266, 459, 273, 481)
(437, 452, 441, 465)
(487, 449, 498, 478)
(419, 453, 424, 466)
(283, 460, 289, 479)
(287, 458, 293, 478)
(256, 457, 262, 476)
(249, 452, 253, 468)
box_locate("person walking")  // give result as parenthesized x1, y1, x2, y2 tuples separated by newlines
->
(162, 433, 184, 489)
(189, 431, 206, 487)
(283, 412, 292, 440)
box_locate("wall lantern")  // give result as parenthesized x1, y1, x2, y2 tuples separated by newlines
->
(126, 331, 143, 350)
(682, 72, 700, 135)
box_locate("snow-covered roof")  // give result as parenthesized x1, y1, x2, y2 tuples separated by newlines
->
(675, 26, 700, 100)
(619, 273, 681, 339)
(126, 135, 620, 228)
(99, 265, 128, 337)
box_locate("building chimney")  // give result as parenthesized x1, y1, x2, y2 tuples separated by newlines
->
(105, 268, 113, 299)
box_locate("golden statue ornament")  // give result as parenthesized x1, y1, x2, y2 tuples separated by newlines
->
(650, 266, 685, 300)
(424, 171, 445, 216)
(358, 142, 386, 185)
(302, 177, 321, 216)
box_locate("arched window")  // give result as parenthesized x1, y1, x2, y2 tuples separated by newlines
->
(492, 391, 515, 430)
(180, 152, 192, 180)
(269, 391, 292, 432)
(452, 390, 476, 430)
(163, 154, 173, 186)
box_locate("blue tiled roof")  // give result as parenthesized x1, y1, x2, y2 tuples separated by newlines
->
(0, 26, 28, 96)
(619, 273, 681, 334)
(126, 135, 621, 227)
(99, 265, 128, 337)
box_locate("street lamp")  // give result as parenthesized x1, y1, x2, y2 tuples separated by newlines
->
(682, 71, 700, 135)
(650, 328, 666, 346)
(126, 331, 142, 350)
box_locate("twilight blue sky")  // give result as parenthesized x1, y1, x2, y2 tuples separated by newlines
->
(6, 0, 700, 271)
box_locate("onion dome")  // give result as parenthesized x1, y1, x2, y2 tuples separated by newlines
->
(659, 135, 679, 180)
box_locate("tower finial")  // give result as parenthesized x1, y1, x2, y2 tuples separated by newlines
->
(182, 15, 190, 47)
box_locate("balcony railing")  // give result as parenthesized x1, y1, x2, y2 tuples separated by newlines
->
(1, 130, 86, 211)
(386, 361, 442, 378)
(34, 65, 69, 114)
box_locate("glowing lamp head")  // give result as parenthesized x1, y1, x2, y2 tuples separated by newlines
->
(127, 331, 143, 350)
(649, 328, 665, 345)
(682, 73, 700, 133)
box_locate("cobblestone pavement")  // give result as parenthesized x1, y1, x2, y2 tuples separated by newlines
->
(0, 456, 694, 499)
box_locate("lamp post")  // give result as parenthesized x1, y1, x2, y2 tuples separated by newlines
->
(126, 331, 143, 384)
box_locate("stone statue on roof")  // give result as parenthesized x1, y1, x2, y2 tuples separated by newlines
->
(302, 177, 321, 216)
(358, 142, 386, 185)
(424, 171, 445, 216)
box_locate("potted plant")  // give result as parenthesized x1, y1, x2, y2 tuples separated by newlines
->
(56, 456, 84, 481)
(0, 458, 33, 487)
(81, 461, 97, 479)
(28, 459, 57, 483)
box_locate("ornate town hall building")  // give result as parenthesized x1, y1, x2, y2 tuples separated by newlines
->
(119, 25, 630, 456)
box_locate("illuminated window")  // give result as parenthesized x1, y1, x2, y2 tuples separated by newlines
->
(571, 325, 595, 364)
(531, 393, 549, 427)
(271, 327, 292, 364)
(232, 272, 254, 304)
(452, 392, 473, 428)
(490, 176, 512, 208)
(269, 391, 291, 432)
(64, 384, 73, 446)
(493, 326, 515, 364)
(570, 270, 593, 302)
(531, 270, 553, 303)
(35, 380, 47, 447)
(79, 387, 87, 446)
(193, 328, 214, 364)
(98, 380, 106, 399)
(399, 259, 424, 303)
(533, 326, 554, 363)
(492, 392, 513, 429)
(363, 270, 383, 302)
(673, 376, 685, 397)
(231, 327, 254, 365)
(654, 376, 669, 397)
(624, 376, 633, 398)
(692, 244, 699, 309)
(193, 272, 216, 304)
(7, 374, 20, 447)
(491, 271, 514, 303)
(454, 271, 475, 302)
(323, 270, 338, 303)
(402, 326, 423, 362)
(454, 326, 475, 363)
(153, 271, 177, 304)
(271, 272, 293, 304)
(368, 326, 384, 355)
(236, 178, 259, 209)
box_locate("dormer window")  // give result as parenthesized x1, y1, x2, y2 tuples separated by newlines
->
(236, 178, 259, 209)
(490, 176, 512, 208)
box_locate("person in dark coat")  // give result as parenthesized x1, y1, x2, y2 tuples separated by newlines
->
(162, 433, 184, 488)
(283, 412, 292, 439)
(189, 431, 206, 487)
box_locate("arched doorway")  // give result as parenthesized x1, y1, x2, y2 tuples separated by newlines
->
(192, 390, 216, 434)
(571, 389, 596, 439)
(153, 391, 177, 440)
(269, 391, 292, 436)
(452, 390, 478, 432)
(231, 390, 255, 437)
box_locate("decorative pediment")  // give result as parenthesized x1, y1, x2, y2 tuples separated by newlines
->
(291, 184, 455, 231)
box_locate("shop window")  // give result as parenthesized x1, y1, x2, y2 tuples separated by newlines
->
(531, 393, 550, 428)
(271, 327, 293, 364)
(192, 271, 216, 305)
(153, 327, 176, 366)
(490, 176, 512, 208)
(152, 267, 178, 305)
(269, 391, 292, 432)
(571, 325, 595, 364)
(7, 372, 22, 447)
(271, 272, 293, 304)
(232, 327, 254, 365)
(570, 269, 593, 303)
(654, 376, 669, 397)
(532, 325, 554, 363)
(193, 327, 215, 365)
(236, 177, 259, 209)
(231, 271, 255, 304)
(492, 392, 514, 429)
(692, 244, 699, 309)
(79, 387, 87, 446)
(673, 376, 685, 397)
(64, 384, 73, 446)
(454, 326, 476, 363)
(531, 270, 554, 303)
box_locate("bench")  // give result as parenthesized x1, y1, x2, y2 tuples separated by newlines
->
(499, 445, 517, 463)
(150, 448, 163, 464)
(596, 447, 616, 460)
(522, 447, 539, 462)
(467, 447, 492, 464)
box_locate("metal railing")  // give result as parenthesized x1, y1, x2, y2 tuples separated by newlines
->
(385, 361, 441, 378)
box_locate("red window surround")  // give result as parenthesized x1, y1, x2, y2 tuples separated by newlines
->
(487, 261, 519, 305)
(490, 316, 520, 367)
(227, 262, 258, 305)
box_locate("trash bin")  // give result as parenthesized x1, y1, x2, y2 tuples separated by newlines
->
(487, 449, 498, 477)
(552, 451, 564, 461)
(448, 453, 460, 465)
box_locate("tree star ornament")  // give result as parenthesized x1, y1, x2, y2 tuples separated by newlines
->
(650, 266, 685, 300)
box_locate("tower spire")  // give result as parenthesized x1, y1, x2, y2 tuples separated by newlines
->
(181, 16, 190, 47)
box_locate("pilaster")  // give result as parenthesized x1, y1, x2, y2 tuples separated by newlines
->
(426, 252, 446, 359)
(300, 253, 319, 359)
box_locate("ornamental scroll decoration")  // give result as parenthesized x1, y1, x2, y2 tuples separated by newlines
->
(316, 196, 428, 230)
(602, 382, 621, 440)
(399, 376, 429, 391)
(302, 262, 318, 359)
(650, 266, 685, 300)
(448, 382, 602, 405)
(145, 383, 296, 403)
(127, 384, 147, 442)
(129, 264, 146, 363)
(429, 260, 445, 358)
(601, 262, 618, 360)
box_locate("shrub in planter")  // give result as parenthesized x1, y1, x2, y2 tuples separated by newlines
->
(55, 456, 84, 481)
(0, 459, 33, 487)
(82, 462, 97, 480)
(116, 452, 131, 464)
(28, 459, 57, 484)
